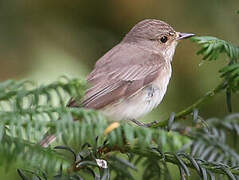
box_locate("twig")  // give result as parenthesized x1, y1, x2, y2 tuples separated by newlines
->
(152, 81, 227, 128)
(130, 148, 239, 176)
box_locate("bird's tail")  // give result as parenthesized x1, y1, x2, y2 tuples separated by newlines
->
(39, 134, 57, 147)
(39, 97, 82, 147)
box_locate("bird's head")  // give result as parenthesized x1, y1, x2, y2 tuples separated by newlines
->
(123, 19, 195, 61)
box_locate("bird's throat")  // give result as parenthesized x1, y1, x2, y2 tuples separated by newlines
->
(164, 41, 178, 62)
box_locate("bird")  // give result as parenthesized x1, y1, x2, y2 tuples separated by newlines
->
(40, 19, 194, 147)
(67, 19, 194, 126)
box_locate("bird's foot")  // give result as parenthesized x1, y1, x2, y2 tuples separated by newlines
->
(130, 119, 158, 127)
(144, 120, 158, 127)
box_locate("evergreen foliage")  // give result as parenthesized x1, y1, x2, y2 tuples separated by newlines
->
(0, 35, 239, 180)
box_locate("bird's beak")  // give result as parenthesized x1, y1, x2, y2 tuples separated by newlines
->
(176, 32, 195, 40)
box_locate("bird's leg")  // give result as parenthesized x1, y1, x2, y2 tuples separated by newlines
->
(144, 120, 158, 127)
(130, 119, 158, 127)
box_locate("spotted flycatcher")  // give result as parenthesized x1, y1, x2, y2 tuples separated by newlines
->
(68, 19, 194, 125)
(40, 19, 194, 146)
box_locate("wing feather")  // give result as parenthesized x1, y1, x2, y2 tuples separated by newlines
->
(67, 44, 166, 109)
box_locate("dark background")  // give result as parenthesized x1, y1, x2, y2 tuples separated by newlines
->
(0, 0, 238, 179)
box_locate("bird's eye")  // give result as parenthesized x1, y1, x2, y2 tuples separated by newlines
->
(160, 36, 168, 43)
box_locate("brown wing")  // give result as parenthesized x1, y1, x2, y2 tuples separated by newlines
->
(67, 43, 166, 109)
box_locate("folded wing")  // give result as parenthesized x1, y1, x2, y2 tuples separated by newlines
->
(67, 43, 166, 109)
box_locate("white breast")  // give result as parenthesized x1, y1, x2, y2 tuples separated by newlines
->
(102, 65, 172, 121)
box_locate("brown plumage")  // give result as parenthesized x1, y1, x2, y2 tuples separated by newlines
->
(67, 19, 194, 121)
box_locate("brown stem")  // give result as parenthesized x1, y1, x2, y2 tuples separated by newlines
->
(151, 81, 226, 128)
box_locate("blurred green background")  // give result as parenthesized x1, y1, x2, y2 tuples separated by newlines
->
(0, 0, 238, 179)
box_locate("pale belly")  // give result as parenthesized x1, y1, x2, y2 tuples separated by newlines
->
(101, 70, 171, 121)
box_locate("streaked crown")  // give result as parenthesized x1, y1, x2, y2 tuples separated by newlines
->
(124, 19, 176, 41)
